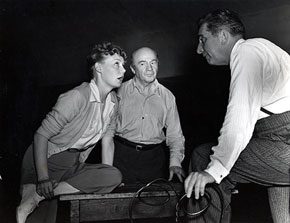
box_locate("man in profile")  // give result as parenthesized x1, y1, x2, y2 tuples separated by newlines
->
(185, 9, 290, 223)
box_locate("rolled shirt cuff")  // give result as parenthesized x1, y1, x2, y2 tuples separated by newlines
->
(204, 159, 230, 184)
(169, 156, 183, 168)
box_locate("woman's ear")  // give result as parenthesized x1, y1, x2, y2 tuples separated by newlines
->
(94, 62, 102, 73)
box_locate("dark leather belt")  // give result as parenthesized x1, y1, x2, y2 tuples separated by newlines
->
(114, 135, 165, 151)
(67, 148, 88, 152)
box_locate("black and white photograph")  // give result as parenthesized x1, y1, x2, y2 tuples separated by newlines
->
(1, 0, 290, 222)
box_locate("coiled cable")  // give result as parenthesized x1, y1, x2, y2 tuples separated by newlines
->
(128, 178, 179, 223)
(128, 179, 224, 223)
(175, 183, 224, 223)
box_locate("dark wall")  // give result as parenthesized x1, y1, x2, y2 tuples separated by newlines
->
(3, 0, 290, 84)
(1, 0, 290, 158)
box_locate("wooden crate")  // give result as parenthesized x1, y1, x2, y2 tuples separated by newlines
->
(59, 182, 183, 223)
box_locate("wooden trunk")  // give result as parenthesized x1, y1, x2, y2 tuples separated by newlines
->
(59, 182, 183, 223)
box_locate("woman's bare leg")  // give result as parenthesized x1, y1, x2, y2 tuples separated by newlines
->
(16, 182, 80, 223)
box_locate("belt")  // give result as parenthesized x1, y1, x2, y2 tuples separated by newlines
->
(67, 148, 88, 152)
(114, 135, 165, 151)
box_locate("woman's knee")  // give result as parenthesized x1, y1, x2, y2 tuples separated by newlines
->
(89, 164, 123, 187)
(110, 166, 122, 186)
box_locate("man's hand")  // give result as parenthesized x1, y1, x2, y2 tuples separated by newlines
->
(184, 171, 215, 199)
(169, 166, 185, 182)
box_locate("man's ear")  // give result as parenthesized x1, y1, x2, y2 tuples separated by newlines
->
(130, 65, 136, 74)
(94, 63, 102, 73)
(219, 29, 229, 45)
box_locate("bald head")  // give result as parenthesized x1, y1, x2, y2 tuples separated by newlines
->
(130, 47, 159, 86)
(131, 47, 158, 65)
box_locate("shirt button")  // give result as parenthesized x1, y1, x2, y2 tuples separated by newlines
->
(220, 175, 223, 178)
(142, 117, 144, 119)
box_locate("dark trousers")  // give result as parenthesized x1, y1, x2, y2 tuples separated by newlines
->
(113, 138, 169, 184)
(189, 111, 290, 223)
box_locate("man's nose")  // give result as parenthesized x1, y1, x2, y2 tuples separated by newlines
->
(146, 64, 153, 71)
(197, 42, 204, 54)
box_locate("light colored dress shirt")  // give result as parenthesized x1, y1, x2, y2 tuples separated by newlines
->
(115, 78, 185, 167)
(205, 38, 290, 183)
(71, 79, 115, 149)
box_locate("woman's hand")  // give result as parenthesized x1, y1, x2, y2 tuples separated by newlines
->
(36, 178, 58, 199)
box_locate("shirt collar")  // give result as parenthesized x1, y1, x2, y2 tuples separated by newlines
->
(130, 77, 161, 95)
(89, 79, 101, 102)
(230, 38, 245, 60)
(89, 79, 114, 104)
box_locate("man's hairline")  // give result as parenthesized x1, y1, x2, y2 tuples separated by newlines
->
(131, 47, 158, 65)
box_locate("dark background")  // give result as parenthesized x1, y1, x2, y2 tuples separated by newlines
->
(1, 0, 290, 160)
(0, 1, 290, 222)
